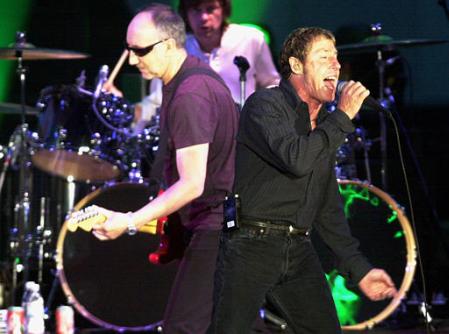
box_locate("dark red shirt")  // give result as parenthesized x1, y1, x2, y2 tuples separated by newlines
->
(160, 56, 238, 231)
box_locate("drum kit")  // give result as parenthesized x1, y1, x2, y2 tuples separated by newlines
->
(0, 32, 165, 331)
(329, 24, 449, 330)
(0, 26, 446, 331)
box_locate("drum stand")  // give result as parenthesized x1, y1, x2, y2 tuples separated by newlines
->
(364, 23, 389, 190)
(8, 32, 34, 305)
(3, 32, 51, 305)
(369, 25, 442, 330)
(375, 53, 389, 191)
(359, 127, 373, 183)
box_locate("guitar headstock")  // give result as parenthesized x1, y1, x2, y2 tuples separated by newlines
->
(67, 206, 106, 232)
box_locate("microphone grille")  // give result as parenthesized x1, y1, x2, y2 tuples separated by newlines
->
(336, 80, 347, 95)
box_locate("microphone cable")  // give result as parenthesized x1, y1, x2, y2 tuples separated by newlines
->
(387, 109, 433, 333)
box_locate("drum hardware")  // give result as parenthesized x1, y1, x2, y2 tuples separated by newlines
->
(337, 34, 449, 55)
(339, 26, 446, 330)
(127, 160, 144, 184)
(0, 31, 91, 306)
(11, 123, 33, 306)
(0, 103, 39, 116)
(93, 65, 109, 99)
(350, 23, 392, 191)
(1, 45, 157, 324)
(335, 127, 372, 181)
(72, 55, 158, 181)
(32, 83, 126, 183)
(36, 197, 53, 285)
(357, 127, 373, 183)
(123, 129, 158, 183)
(337, 24, 449, 190)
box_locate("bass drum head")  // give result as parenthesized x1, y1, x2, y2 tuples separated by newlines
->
(316, 180, 417, 330)
(56, 182, 179, 331)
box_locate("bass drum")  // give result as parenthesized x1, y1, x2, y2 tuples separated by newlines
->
(317, 180, 417, 330)
(56, 182, 179, 331)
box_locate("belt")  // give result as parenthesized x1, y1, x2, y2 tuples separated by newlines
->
(240, 220, 310, 237)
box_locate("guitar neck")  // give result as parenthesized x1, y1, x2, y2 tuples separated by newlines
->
(67, 210, 159, 235)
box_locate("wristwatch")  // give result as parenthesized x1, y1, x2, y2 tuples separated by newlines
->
(126, 211, 138, 236)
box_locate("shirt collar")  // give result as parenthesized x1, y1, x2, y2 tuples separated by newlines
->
(279, 78, 328, 119)
(280, 78, 307, 111)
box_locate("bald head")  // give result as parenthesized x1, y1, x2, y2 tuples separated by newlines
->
(127, 4, 186, 49)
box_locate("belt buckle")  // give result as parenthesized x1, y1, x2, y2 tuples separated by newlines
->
(288, 225, 294, 234)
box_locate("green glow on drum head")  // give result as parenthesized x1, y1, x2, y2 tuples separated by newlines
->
(338, 183, 400, 228)
(326, 270, 360, 325)
(322, 181, 409, 327)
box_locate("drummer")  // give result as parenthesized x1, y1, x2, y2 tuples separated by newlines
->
(105, 0, 279, 132)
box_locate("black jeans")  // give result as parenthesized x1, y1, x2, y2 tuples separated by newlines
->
(208, 226, 341, 334)
(163, 229, 221, 334)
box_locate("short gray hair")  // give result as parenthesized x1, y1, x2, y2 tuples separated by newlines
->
(140, 3, 186, 48)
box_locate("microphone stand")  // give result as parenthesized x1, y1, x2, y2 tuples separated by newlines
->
(233, 56, 250, 110)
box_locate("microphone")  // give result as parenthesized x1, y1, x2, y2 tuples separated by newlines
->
(233, 56, 250, 80)
(234, 56, 251, 109)
(93, 65, 109, 99)
(337, 80, 389, 113)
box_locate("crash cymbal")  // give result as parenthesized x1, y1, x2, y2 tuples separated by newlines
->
(0, 45, 90, 60)
(338, 36, 449, 54)
(0, 102, 39, 115)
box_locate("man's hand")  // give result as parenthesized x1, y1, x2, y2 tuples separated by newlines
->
(91, 205, 129, 240)
(337, 80, 370, 120)
(358, 268, 398, 301)
(102, 82, 124, 98)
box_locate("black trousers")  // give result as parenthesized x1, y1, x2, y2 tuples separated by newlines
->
(207, 226, 342, 334)
(163, 229, 221, 334)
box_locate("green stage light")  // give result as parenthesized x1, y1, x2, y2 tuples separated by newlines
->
(239, 23, 271, 45)
(0, 0, 32, 103)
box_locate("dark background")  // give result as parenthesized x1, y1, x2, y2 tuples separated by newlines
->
(1, 0, 448, 318)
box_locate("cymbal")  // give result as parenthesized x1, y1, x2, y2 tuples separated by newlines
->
(338, 36, 449, 54)
(0, 45, 90, 60)
(0, 102, 39, 115)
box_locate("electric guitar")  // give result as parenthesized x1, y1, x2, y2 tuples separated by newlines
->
(66, 206, 186, 264)
(66, 205, 161, 234)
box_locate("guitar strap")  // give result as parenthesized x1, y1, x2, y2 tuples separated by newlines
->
(148, 66, 230, 198)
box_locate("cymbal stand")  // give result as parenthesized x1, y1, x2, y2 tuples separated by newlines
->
(8, 31, 34, 305)
(370, 23, 389, 190)
(375, 50, 389, 190)
(356, 127, 373, 183)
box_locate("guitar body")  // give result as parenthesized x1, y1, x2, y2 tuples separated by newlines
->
(149, 213, 187, 264)
(66, 185, 187, 265)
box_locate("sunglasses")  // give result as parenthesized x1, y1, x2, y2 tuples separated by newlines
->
(125, 40, 165, 57)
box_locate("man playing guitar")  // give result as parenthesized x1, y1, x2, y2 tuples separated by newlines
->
(91, 4, 237, 334)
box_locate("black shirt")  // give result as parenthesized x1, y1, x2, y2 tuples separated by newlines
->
(234, 78, 372, 283)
